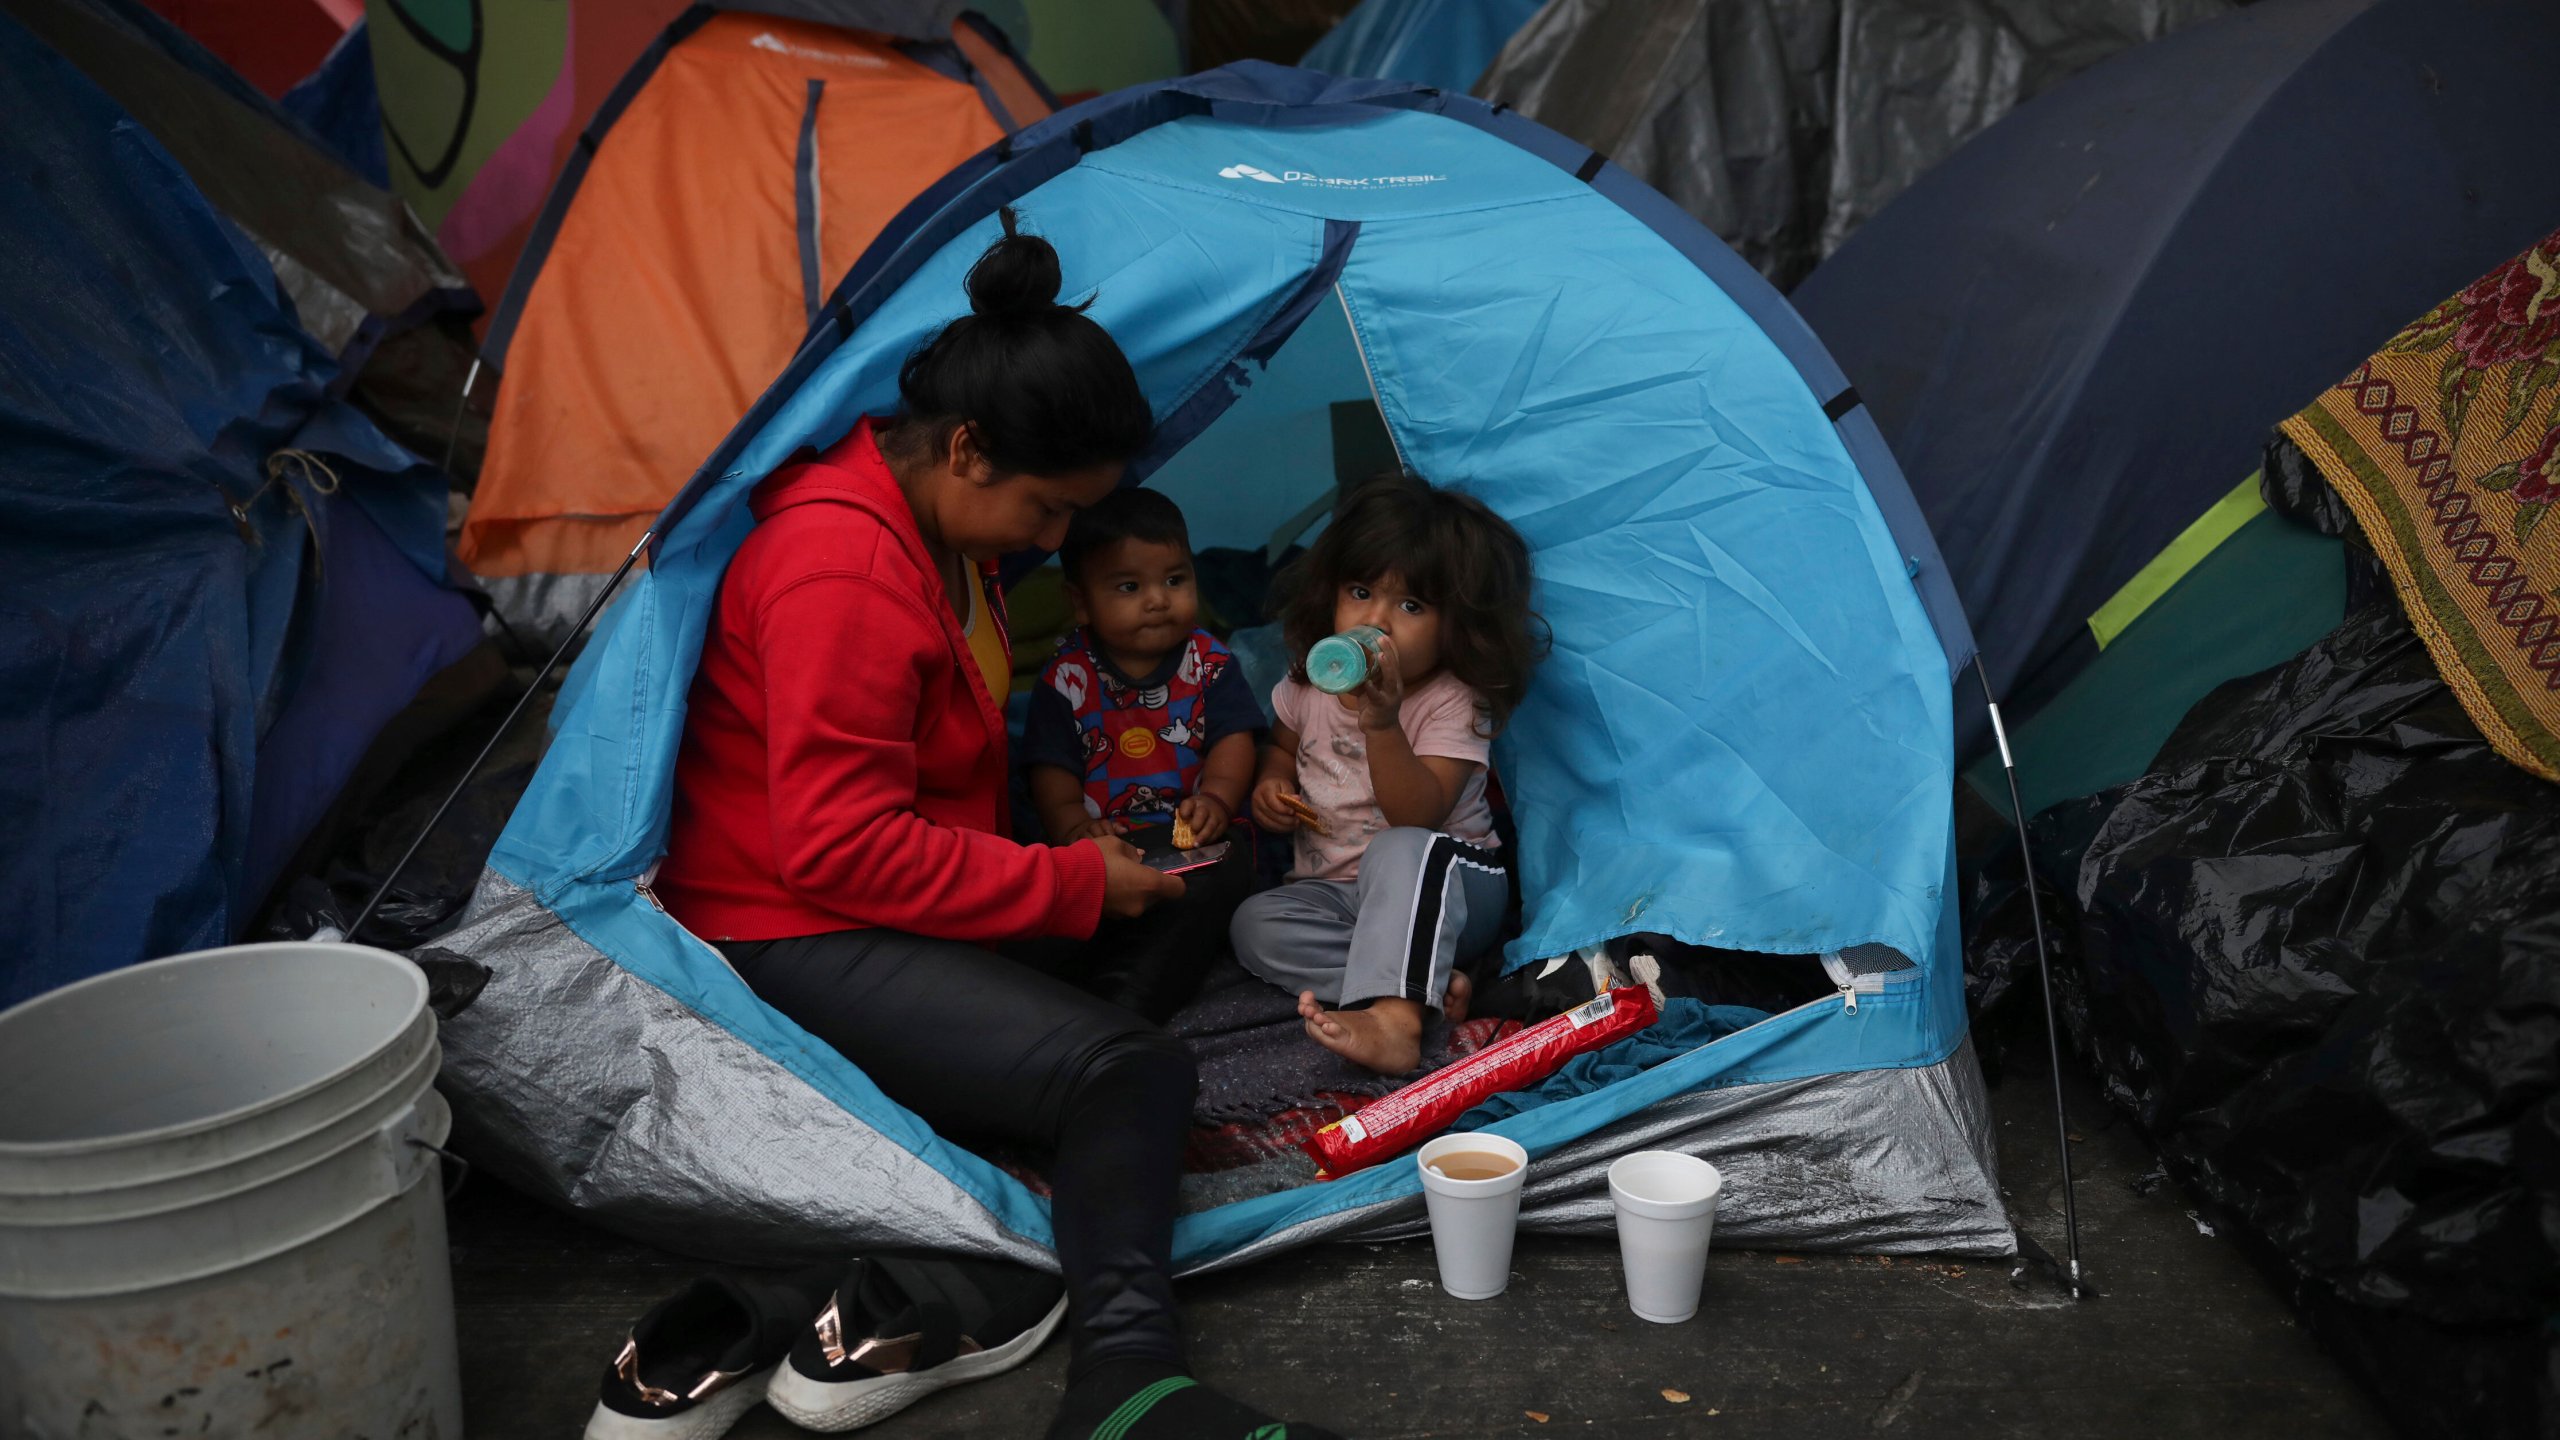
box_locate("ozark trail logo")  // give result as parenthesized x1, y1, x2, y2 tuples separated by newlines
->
(1217, 162, 1447, 190)
(750, 31, 886, 67)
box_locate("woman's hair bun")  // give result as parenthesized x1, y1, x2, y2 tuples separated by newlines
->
(882, 206, 1151, 476)
(964, 206, 1065, 320)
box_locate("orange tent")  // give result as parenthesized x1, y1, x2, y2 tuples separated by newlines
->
(457, 4, 1048, 638)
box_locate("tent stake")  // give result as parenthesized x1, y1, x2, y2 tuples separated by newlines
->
(1976, 657, 2087, 1300)
(346, 529, 652, 945)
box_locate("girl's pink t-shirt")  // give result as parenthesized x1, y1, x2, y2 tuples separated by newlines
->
(1272, 671, 1498, 882)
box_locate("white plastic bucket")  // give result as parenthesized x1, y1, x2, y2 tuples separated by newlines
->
(0, 942, 462, 1439)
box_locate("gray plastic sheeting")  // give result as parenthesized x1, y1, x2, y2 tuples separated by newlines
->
(1475, 0, 2231, 287)
(435, 874, 2014, 1268)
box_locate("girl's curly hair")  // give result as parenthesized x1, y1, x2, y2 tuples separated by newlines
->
(1274, 471, 1550, 732)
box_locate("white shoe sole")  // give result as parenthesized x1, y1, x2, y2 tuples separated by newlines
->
(581, 1367, 774, 1440)
(765, 1294, 1069, 1432)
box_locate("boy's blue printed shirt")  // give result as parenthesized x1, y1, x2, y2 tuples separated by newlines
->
(1022, 626, 1264, 819)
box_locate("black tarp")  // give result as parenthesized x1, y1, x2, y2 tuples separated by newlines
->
(1971, 441, 2560, 1437)
(1473, 0, 2228, 288)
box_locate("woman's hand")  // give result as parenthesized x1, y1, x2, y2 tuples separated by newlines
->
(1061, 815, 1126, 844)
(1356, 632, 1406, 732)
(1095, 836, 1184, 918)
(1175, 792, 1233, 846)
(1251, 776, 1303, 833)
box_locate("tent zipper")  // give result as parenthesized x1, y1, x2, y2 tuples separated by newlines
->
(633, 865, 758, 983)
(1820, 951, 1892, 1014)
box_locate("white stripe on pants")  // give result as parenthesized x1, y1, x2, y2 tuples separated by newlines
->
(1230, 827, 1509, 1010)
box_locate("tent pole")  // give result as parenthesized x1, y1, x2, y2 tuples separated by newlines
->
(345, 529, 653, 946)
(438, 358, 482, 478)
(1975, 657, 2086, 1300)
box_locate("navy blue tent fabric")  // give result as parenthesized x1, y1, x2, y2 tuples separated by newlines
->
(0, 14, 479, 1007)
(241, 485, 482, 912)
(1792, 0, 2560, 745)
(281, 19, 390, 189)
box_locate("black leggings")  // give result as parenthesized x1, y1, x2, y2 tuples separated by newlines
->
(1008, 827, 1253, 1025)
(718, 929, 1196, 1377)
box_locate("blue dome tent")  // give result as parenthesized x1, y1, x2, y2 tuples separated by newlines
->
(434, 64, 2007, 1267)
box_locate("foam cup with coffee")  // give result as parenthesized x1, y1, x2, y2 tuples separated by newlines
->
(1415, 1133, 1528, 1300)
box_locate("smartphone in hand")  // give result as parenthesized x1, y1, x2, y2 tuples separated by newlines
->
(1143, 842, 1231, 876)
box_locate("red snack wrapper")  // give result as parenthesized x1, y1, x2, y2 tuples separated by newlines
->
(1304, 986, 1660, 1178)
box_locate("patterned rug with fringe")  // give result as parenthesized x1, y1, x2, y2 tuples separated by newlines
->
(2282, 224, 2560, 781)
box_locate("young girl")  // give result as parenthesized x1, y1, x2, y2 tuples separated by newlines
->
(1233, 471, 1548, 1075)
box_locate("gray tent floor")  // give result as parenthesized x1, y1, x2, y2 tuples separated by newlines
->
(447, 1046, 2391, 1438)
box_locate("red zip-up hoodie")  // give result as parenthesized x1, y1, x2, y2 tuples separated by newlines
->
(655, 419, 1105, 944)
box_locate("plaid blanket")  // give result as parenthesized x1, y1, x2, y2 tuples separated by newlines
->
(1168, 961, 1518, 1127)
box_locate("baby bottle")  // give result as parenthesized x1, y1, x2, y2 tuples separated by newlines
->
(1307, 625, 1387, 694)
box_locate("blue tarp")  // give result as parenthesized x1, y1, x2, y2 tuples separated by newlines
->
(281, 19, 390, 189)
(0, 14, 480, 1007)
(1300, 0, 1544, 92)
(1792, 0, 2560, 743)
(475, 63, 1978, 1260)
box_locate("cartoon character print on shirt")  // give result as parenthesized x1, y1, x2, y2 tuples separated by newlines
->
(1037, 628, 1235, 823)
(1050, 655, 1093, 713)
(1104, 782, 1178, 825)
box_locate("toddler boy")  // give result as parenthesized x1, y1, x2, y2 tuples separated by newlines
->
(1019, 487, 1260, 1021)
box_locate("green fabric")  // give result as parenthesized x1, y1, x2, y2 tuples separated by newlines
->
(2086, 472, 2267, 648)
(1021, 0, 1182, 96)
(1006, 562, 1073, 692)
(1968, 506, 2348, 820)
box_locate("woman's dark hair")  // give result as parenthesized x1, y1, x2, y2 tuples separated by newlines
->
(1275, 471, 1550, 731)
(877, 208, 1153, 477)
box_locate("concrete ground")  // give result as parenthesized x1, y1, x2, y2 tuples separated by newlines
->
(446, 1044, 2392, 1439)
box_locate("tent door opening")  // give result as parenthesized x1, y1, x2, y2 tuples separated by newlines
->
(1142, 281, 1386, 560)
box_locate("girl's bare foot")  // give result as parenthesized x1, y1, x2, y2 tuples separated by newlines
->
(1444, 970, 1472, 1023)
(1297, 991, 1425, 1074)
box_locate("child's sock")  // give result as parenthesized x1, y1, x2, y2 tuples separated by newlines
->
(1046, 1358, 1346, 1440)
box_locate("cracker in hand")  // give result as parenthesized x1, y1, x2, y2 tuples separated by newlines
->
(1281, 792, 1330, 837)
(1171, 811, 1197, 851)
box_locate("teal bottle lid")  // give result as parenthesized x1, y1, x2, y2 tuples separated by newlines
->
(1307, 626, 1384, 694)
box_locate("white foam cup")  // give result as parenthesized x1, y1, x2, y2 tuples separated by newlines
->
(1608, 1150, 1724, 1323)
(1415, 1133, 1529, 1300)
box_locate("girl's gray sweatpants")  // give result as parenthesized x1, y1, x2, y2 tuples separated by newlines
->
(1230, 826, 1510, 1011)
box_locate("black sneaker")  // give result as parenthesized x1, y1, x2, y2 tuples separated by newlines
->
(584, 1270, 834, 1440)
(765, 1255, 1070, 1431)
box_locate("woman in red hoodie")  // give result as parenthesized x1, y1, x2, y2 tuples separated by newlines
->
(652, 215, 1337, 1440)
